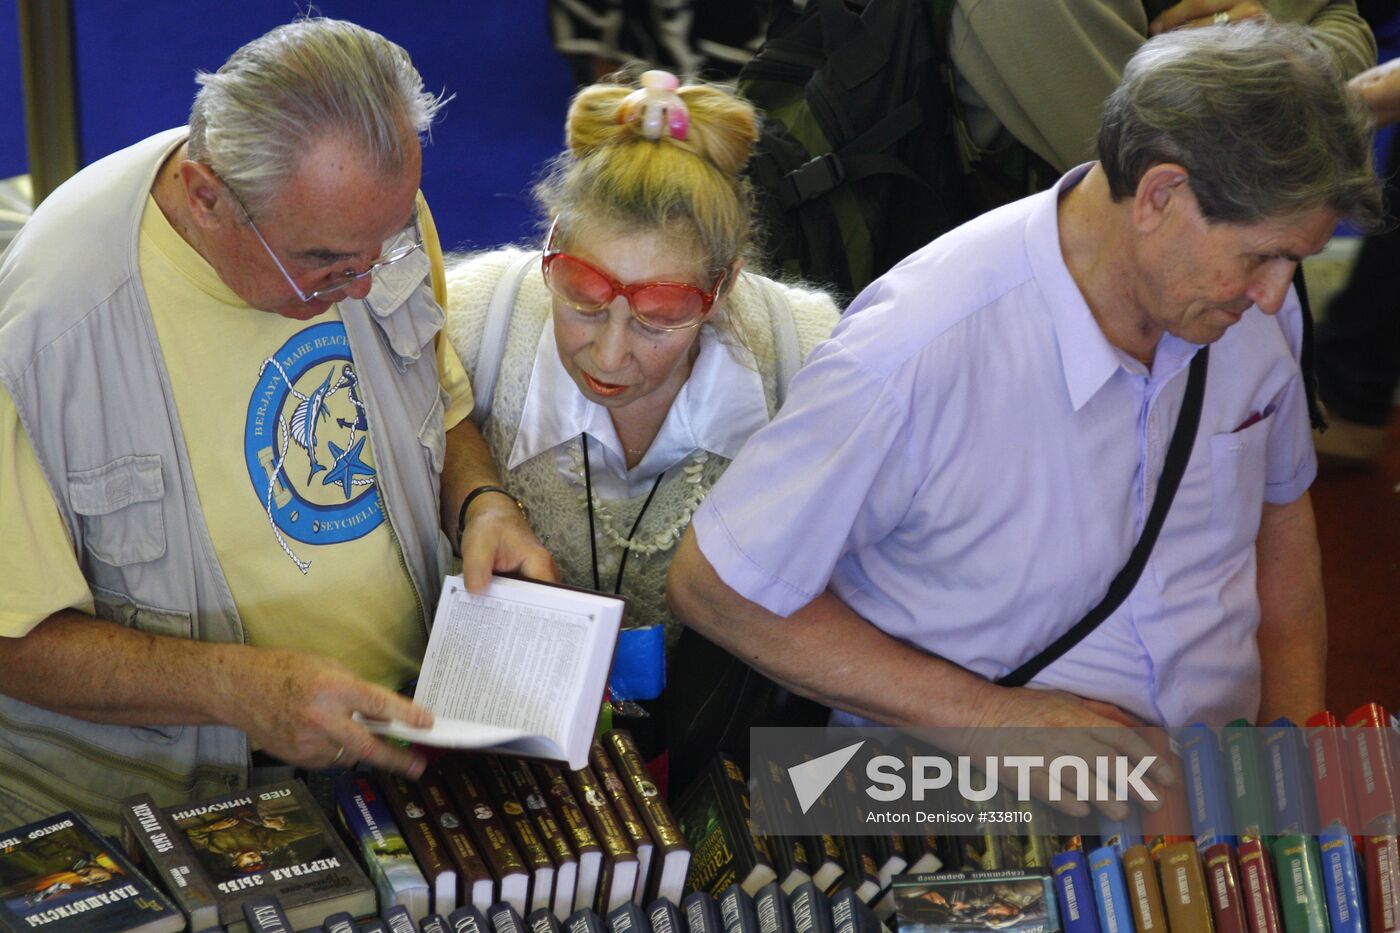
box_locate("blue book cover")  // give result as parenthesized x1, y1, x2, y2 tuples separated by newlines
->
(323, 912, 358, 933)
(530, 907, 565, 933)
(383, 904, 417, 933)
(334, 771, 430, 921)
(719, 884, 758, 933)
(1180, 724, 1237, 850)
(241, 894, 293, 933)
(683, 891, 723, 933)
(754, 883, 792, 933)
(1261, 719, 1318, 836)
(645, 899, 686, 933)
(1087, 845, 1135, 933)
(1317, 825, 1366, 933)
(606, 902, 650, 933)
(422, 917, 452, 933)
(1051, 850, 1101, 933)
(449, 905, 493, 933)
(0, 809, 183, 933)
(787, 882, 832, 933)
(566, 908, 605, 933)
(491, 902, 529, 933)
(828, 889, 879, 933)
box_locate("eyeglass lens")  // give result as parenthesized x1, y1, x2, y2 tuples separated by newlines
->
(545, 253, 709, 328)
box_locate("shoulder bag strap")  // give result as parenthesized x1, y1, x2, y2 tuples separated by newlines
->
(471, 250, 538, 428)
(997, 345, 1210, 687)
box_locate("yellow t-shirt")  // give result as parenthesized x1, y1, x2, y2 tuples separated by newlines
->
(0, 196, 471, 693)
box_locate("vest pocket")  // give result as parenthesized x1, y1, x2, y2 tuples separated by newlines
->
(418, 390, 447, 474)
(67, 454, 166, 565)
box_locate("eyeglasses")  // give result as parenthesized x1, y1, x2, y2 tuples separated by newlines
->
(541, 218, 727, 331)
(218, 172, 423, 304)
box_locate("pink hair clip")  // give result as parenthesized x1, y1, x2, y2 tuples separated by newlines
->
(617, 70, 689, 142)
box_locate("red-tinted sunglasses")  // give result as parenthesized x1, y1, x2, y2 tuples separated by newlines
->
(541, 218, 728, 332)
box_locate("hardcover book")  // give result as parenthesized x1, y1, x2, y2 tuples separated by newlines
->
(449, 903, 493, 933)
(379, 771, 457, 915)
(604, 901, 648, 933)
(1155, 840, 1212, 933)
(0, 809, 182, 933)
(530, 907, 565, 933)
(1237, 837, 1282, 933)
(719, 883, 759, 933)
(535, 763, 604, 914)
(1223, 721, 1272, 839)
(603, 731, 686, 904)
(829, 888, 880, 933)
(754, 882, 794, 933)
(565, 764, 638, 914)
(674, 755, 775, 898)
(890, 870, 1059, 933)
(1260, 720, 1317, 836)
(588, 743, 653, 903)
(477, 755, 557, 914)
(360, 575, 624, 768)
(1303, 712, 1361, 837)
(1270, 834, 1328, 933)
(502, 757, 578, 920)
(491, 901, 530, 933)
(645, 898, 685, 933)
(240, 894, 292, 933)
(566, 907, 606, 933)
(789, 881, 834, 933)
(1202, 842, 1245, 933)
(441, 758, 531, 915)
(1120, 845, 1164, 933)
(150, 779, 375, 933)
(684, 890, 724, 933)
(423, 916, 453, 933)
(121, 791, 221, 932)
(383, 904, 417, 933)
(1180, 724, 1236, 851)
(1343, 702, 1399, 830)
(1050, 849, 1100, 933)
(1086, 845, 1131, 933)
(323, 910, 358, 933)
(1363, 828, 1400, 933)
(1316, 824, 1365, 933)
(420, 767, 498, 912)
(334, 771, 430, 921)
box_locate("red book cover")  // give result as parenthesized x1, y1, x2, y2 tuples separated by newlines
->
(1365, 830, 1400, 933)
(1237, 837, 1283, 933)
(1204, 842, 1247, 933)
(1343, 702, 1399, 830)
(1305, 711, 1362, 835)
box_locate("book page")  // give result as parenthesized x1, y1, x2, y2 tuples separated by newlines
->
(415, 578, 596, 744)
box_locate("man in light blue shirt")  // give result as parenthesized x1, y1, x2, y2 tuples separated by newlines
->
(668, 23, 1381, 733)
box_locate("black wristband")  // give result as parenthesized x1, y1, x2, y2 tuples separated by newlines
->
(455, 485, 525, 556)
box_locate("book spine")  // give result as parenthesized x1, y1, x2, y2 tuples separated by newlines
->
(491, 901, 531, 933)
(1181, 724, 1237, 850)
(530, 907, 566, 933)
(1087, 844, 1135, 933)
(421, 767, 498, 912)
(720, 882, 760, 933)
(361, 920, 390, 933)
(334, 771, 431, 920)
(1343, 702, 1399, 830)
(590, 741, 653, 902)
(684, 889, 725, 933)
(1223, 720, 1273, 838)
(645, 898, 685, 933)
(384, 904, 418, 933)
(605, 901, 650, 933)
(1317, 824, 1365, 933)
(1304, 712, 1362, 837)
(423, 916, 453, 933)
(323, 911, 359, 933)
(755, 881, 794, 933)
(242, 894, 293, 933)
(565, 763, 638, 905)
(788, 880, 834, 933)
(1261, 719, 1317, 836)
(537, 761, 604, 914)
(449, 904, 494, 933)
(1156, 840, 1213, 933)
(566, 907, 606, 933)
(381, 771, 458, 915)
(443, 757, 531, 913)
(1271, 834, 1329, 932)
(1121, 844, 1166, 933)
(1052, 849, 1103, 933)
(1237, 837, 1283, 933)
(120, 790, 222, 932)
(1203, 842, 1247, 933)
(504, 757, 576, 868)
(1364, 829, 1400, 933)
(477, 755, 557, 912)
(604, 730, 689, 903)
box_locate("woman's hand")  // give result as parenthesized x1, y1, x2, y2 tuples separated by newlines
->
(1151, 0, 1268, 34)
(459, 494, 560, 590)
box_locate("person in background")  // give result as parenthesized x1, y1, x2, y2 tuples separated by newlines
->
(447, 70, 839, 758)
(668, 24, 1381, 754)
(0, 17, 546, 833)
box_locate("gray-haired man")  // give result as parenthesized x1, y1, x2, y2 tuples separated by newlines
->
(0, 18, 550, 832)
(669, 23, 1381, 752)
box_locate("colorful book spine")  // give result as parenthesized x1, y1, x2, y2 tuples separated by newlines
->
(1304, 711, 1362, 838)
(1156, 840, 1213, 933)
(1364, 828, 1400, 933)
(1088, 844, 1136, 933)
(1052, 848, 1103, 933)
(1181, 724, 1237, 850)
(1344, 702, 1399, 830)
(1203, 842, 1246, 933)
(1271, 834, 1328, 933)
(1237, 838, 1282, 933)
(1317, 824, 1365, 933)
(334, 771, 431, 921)
(1121, 844, 1166, 933)
(1223, 720, 1273, 839)
(1260, 719, 1317, 836)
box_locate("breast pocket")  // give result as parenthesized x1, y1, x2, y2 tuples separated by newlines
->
(418, 389, 447, 475)
(67, 455, 167, 566)
(1209, 415, 1273, 555)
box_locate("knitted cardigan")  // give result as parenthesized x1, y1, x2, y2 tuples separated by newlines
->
(444, 247, 839, 640)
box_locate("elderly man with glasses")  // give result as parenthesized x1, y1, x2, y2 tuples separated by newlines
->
(0, 18, 550, 833)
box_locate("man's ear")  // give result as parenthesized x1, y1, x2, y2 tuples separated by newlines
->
(180, 160, 233, 231)
(1132, 163, 1192, 233)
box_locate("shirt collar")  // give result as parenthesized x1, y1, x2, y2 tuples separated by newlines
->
(509, 320, 769, 482)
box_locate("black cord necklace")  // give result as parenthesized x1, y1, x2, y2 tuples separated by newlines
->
(583, 434, 666, 594)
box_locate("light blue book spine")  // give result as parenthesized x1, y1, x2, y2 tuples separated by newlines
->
(1262, 718, 1319, 836)
(1052, 849, 1102, 933)
(1318, 824, 1366, 933)
(333, 771, 430, 918)
(1095, 809, 1142, 855)
(1088, 845, 1136, 933)
(1181, 723, 1237, 850)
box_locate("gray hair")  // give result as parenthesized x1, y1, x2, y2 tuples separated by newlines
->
(1099, 21, 1381, 229)
(187, 17, 447, 216)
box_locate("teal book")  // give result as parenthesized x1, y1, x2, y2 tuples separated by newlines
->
(1271, 834, 1328, 933)
(1222, 719, 1272, 839)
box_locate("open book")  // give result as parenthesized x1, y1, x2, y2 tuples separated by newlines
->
(361, 574, 624, 769)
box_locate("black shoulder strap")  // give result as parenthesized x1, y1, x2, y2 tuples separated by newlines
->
(1293, 264, 1326, 431)
(997, 345, 1210, 688)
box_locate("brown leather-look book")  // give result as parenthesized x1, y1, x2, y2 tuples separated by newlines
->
(440, 755, 530, 915)
(533, 760, 605, 915)
(564, 762, 639, 915)
(476, 754, 557, 915)
(379, 770, 458, 916)
(417, 766, 496, 912)
(502, 756, 578, 921)
(601, 729, 690, 905)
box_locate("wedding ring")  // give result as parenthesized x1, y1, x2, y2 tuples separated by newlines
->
(1213, 10, 1230, 25)
(330, 744, 346, 766)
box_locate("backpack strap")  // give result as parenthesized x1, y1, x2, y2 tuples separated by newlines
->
(997, 345, 1210, 687)
(471, 250, 538, 428)
(749, 274, 802, 408)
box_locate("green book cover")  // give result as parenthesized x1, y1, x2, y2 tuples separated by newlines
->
(1271, 834, 1329, 933)
(1223, 719, 1273, 838)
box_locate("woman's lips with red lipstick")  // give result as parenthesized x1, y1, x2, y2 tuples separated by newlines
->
(582, 372, 628, 396)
